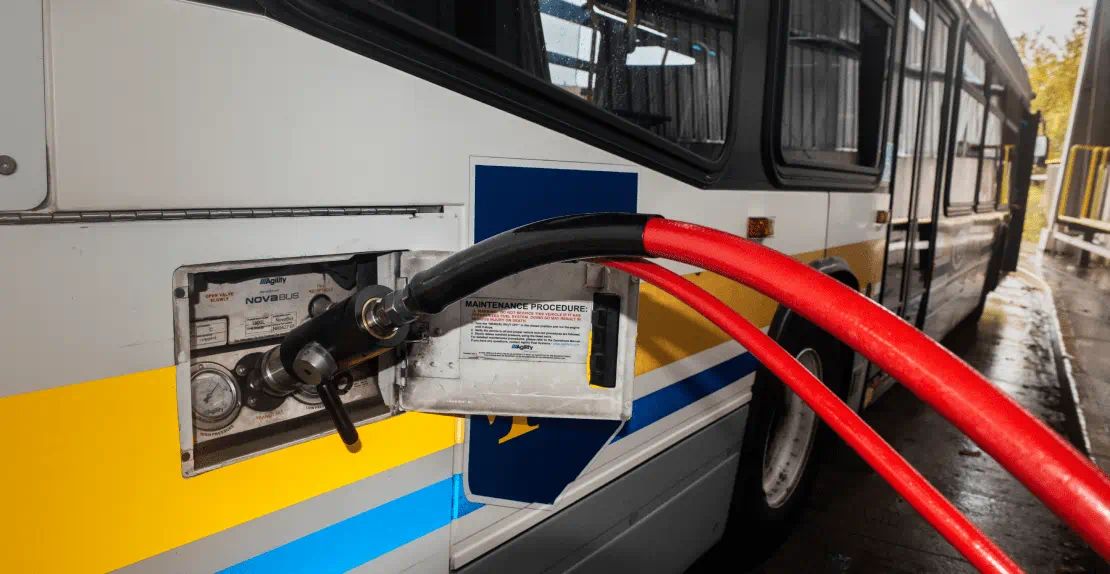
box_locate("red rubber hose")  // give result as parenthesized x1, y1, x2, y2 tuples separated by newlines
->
(641, 218, 1110, 559)
(603, 259, 1021, 573)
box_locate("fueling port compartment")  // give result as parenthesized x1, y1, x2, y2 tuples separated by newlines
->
(381, 252, 639, 421)
(173, 254, 392, 476)
(174, 250, 639, 475)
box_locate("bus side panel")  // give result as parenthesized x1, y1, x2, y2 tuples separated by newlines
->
(34, 2, 832, 569)
(921, 213, 1003, 340)
(119, 451, 454, 574)
(456, 410, 747, 574)
(826, 192, 891, 297)
(450, 179, 832, 567)
(0, 212, 461, 573)
(45, 0, 635, 212)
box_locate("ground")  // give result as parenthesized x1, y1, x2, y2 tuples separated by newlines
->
(752, 270, 1105, 573)
(1041, 249, 1110, 474)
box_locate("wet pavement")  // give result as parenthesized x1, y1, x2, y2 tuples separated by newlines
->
(1041, 251, 1110, 476)
(755, 272, 1105, 573)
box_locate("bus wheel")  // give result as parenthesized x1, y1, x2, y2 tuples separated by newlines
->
(968, 229, 1007, 324)
(761, 347, 823, 509)
(712, 316, 850, 567)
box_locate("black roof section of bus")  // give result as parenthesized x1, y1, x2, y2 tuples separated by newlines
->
(959, 0, 1033, 102)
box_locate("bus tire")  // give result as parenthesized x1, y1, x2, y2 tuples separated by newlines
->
(968, 227, 1007, 324)
(712, 312, 851, 567)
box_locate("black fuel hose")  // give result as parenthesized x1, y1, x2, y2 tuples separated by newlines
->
(386, 213, 656, 318)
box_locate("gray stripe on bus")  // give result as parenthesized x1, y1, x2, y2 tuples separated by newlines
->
(115, 448, 452, 574)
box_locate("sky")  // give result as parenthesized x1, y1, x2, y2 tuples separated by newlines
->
(991, 0, 1092, 44)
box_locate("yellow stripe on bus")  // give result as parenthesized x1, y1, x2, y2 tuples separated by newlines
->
(634, 249, 827, 376)
(827, 239, 885, 289)
(0, 367, 456, 574)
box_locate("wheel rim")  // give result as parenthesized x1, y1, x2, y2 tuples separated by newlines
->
(762, 347, 823, 509)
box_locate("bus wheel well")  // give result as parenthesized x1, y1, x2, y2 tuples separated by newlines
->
(765, 256, 860, 341)
(811, 256, 861, 293)
(708, 257, 860, 566)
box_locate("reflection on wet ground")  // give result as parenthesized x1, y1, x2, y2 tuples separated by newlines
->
(1042, 253, 1110, 476)
(756, 274, 1104, 573)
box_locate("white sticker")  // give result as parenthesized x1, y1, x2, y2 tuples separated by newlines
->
(460, 298, 593, 364)
(243, 311, 299, 340)
(190, 318, 228, 350)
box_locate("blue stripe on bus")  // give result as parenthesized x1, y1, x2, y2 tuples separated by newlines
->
(613, 352, 760, 440)
(454, 350, 760, 517)
(452, 472, 484, 520)
(220, 477, 452, 574)
(223, 351, 761, 571)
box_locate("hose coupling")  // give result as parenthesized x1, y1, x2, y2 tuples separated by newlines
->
(362, 288, 418, 338)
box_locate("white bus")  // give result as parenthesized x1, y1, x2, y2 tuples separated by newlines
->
(0, 0, 1032, 571)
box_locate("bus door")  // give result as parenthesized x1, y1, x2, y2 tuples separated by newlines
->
(880, 0, 953, 325)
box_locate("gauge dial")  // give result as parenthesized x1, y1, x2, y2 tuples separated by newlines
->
(191, 363, 241, 431)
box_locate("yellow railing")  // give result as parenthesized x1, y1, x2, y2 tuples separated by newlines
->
(1058, 145, 1110, 221)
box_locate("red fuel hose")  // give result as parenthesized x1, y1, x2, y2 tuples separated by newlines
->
(364, 212, 1110, 559)
(641, 218, 1110, 560)
(602, 259, 1021, 573)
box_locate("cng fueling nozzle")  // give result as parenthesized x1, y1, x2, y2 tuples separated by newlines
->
(257, 284, 409, 448)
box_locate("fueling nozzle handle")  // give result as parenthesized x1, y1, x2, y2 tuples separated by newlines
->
(270, 283, 410, 449)
(318, 381, 360, 447)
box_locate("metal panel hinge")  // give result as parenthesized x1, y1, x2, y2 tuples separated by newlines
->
(0, 206, 443, 225)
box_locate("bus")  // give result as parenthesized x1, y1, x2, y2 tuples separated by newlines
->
(0, 0, 1033, 572)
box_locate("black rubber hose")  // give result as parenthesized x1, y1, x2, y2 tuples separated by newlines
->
(400, 213, 657, 316)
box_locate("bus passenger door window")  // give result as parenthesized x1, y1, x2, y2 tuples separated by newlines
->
(879, 0, 929, 316)
(948, 41, 987, 210)
(979, 85, 1005, 210)
(906, 5, 952, 323)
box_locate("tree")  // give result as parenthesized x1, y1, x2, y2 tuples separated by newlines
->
(1016, 8, 1088, 160)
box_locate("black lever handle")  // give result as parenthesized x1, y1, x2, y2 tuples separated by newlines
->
(317, 381, 360, 448)
(270, 284, 410, 452)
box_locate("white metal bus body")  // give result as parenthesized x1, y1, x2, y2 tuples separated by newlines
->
(0, 0, 1031, 572)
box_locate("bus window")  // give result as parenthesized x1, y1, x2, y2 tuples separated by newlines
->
(1000, 122, 1020, 205)
(948, 40, 986, 210)
(979, 110, 1003, 208)
(780, 0, 891, 169)
(978, 81, 1005, 209)
(881, 0, 927, 311)
(915, 9, 951, 223)
(907, 8, 953, 317)
(890, 0, 928, 224)
(375, 0, 737, 159)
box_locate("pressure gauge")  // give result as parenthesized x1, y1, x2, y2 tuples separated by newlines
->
(191, 363, 242, 431)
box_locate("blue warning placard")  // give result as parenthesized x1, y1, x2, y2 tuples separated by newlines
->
(462, 160, 638, 506)
(464, 415, 623, 506)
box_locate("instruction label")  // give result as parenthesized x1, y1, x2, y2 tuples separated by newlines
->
(460, 298, 592, 363)
(190, 318, 228, 350)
